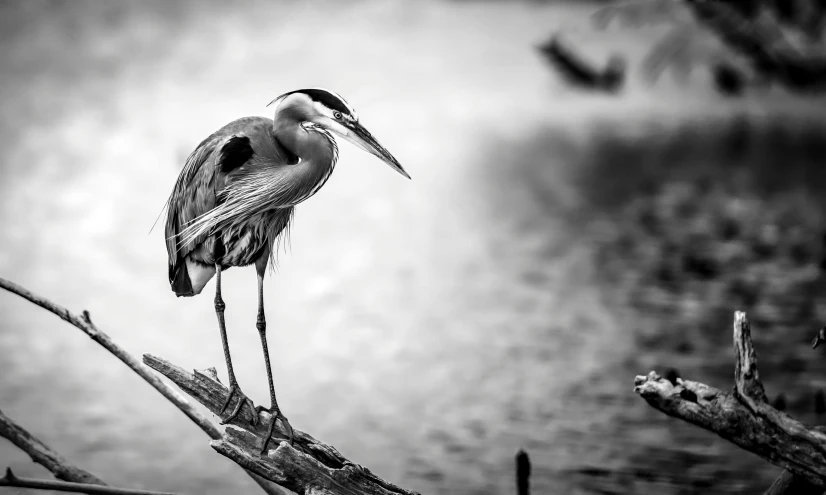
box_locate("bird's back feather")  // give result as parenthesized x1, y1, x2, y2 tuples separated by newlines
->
(164, 117, 298, 295)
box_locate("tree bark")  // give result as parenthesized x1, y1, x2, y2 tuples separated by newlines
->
(0, 276, 285, 495)
(144, 354, 420, 495)
(634, 311, 826, 493)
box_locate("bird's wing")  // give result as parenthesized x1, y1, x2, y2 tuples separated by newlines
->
(164, 121, 264, 271)
(176, 128, 330, 250)
(164, 135, 222, 267)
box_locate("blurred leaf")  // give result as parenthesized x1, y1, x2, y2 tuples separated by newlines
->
(642, 26, 697, 82)
(591, 0, 693, 30)
(684, 0, 826, 89)
(592, 0, 826, 92)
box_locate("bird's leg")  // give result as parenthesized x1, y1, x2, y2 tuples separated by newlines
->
(214, 264, 257, 426)
(253, 268, 294, 455)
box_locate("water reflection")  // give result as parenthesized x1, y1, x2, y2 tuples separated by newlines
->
(1, 1, 825, 494)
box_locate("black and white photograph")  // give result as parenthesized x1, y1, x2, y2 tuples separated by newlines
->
(1, 1, 826, 493)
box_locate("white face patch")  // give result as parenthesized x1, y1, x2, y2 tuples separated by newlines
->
(318, 88, 358, 121)
(311, 100, 358, 124)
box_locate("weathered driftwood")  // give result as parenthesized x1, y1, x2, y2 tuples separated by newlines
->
(143, 354, 420, 495)
(0, 276, 285, 495)
(0, 467, 176, 495)
(0, 408, 106, 485)
(634, 311, 826, 493)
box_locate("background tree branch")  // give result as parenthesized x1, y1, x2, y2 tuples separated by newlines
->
(0, 408, 106, 485)
(143, 354, 420, 495)
(0, 467, 177, 495)
(542, 0, 826, 95)
(0, 276, 285, 495)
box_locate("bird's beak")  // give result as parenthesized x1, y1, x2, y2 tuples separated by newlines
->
(342, 121, 411, 179)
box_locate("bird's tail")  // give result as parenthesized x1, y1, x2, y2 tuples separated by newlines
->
(169, 256, 195, 297)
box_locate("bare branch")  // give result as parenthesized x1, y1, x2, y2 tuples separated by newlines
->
(732, 311, 767, 407)
(0, 467, 176, 495)
(536, 34, 626, 92)
(143, 354, 420, 495)
(635, 372, 826, 486)
(0, 277, 285, 495)
(0, 409, 105, 485)
(812, 326, 826, 349)
(0, 277, 214, 437)
(634, 311, 826, 491)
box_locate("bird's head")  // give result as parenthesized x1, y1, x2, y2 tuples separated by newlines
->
(269, 88, 410, 179)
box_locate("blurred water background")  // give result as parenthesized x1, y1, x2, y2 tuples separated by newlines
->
(2, 1, 826, 494)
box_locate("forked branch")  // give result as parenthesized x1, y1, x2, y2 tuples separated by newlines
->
(634, 311, 826, 492)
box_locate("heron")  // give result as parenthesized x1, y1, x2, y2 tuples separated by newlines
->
(163, 88, 410, 454)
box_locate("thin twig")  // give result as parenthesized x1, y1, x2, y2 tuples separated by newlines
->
(812, 326, 826, 349)
(0, 276, 286, 495)
(0, 467, 176, 495)
(0, 408, 105, 485)
(0, 277, 217, 438)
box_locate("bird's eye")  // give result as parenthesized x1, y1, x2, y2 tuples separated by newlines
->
(333, 111, 343, 120)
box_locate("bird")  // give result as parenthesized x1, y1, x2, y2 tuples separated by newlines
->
(536, 34, 626, 93)
(163, 88, 410, 454)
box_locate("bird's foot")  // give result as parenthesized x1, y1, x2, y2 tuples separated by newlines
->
(219, 384, 258, 426)
(255, 405, 294, 455)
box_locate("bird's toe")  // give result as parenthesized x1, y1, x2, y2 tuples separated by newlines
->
(258, 407, 294, 455)
(219, 385, 256, 425)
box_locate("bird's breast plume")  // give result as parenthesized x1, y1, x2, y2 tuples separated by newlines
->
(175, 165, 310, 252)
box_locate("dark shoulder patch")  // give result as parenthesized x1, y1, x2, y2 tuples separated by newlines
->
(219, 135, 254, 173)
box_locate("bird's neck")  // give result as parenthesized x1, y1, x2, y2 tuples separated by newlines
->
(270, 113, 338, 204)
(273, 114, 338, 171)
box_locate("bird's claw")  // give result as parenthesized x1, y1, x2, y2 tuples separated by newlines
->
(219, 385, 258, 426)
(256, 405, 294, 455)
